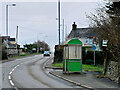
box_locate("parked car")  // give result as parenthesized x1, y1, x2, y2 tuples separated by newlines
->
(43, 51, 50, 56)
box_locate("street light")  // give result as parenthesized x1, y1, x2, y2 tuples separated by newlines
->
(6, 3, 16, 55)
(62, 19, 64, 44)
(56, 18, 64, 45)
(58, 0, 60, 49)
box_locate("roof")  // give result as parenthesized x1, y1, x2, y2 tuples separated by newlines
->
(64, 39, 82, 45)
(8, 38, 15, 41)
(67, 28, 96, 39)
(2, 36, 10, 39)
(2, 36, 15, 41)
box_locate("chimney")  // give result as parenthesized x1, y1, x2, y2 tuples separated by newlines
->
(72, 22, 77, 30)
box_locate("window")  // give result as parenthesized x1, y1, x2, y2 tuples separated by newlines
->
(69, 46, 81, 59)
(89, 39, 93, 44)
(64, 46, 68, 59)
(86, 38, 88, 44)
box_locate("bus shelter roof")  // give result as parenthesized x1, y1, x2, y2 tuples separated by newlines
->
(64, 39, 82, 45)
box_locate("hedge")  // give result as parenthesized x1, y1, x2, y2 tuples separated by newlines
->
(82, 47, 105, 65)
(2, 46, 8, 60)
(54, 48, 63, 63)
(54, 46, 105, 65)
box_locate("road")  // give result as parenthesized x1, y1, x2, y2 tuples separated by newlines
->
(0, 54, 83, 89)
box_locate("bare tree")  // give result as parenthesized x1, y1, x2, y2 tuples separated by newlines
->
(87, 1, 120, 74)
(34, 40, 50, 51)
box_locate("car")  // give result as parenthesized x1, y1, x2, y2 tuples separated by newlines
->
(43, 51, 50, 56)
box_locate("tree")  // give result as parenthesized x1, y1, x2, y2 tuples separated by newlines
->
(87, 1, 120, 74)
(2, 46, 8, 60)
(34, 40, 50, 51)
(23, 40, 50, 53)
(1, 38, 8, 60)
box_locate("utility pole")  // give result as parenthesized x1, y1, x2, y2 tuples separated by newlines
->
(58, 0, 60, 49)
(62, 19, 64, 44)
(6, 5, 8, 55)
(65, 25, 67, 41)
(6, 4, 16, 56)
(16, 26, 18, 54)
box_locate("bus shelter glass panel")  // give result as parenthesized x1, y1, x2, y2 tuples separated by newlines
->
(65, 46, 68, 59)
(69, 46, 81, 59)
(64, 46, 66, 59)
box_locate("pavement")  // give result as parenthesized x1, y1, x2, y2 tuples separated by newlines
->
(46, 59, 119, 89)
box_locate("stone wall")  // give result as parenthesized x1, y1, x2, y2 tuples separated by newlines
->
(6, 49, 23, 56)
(7, 49, 18, 55)
(107, 61, 119, 83)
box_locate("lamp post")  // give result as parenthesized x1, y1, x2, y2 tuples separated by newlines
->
(62, 19, 64, 44)
(65, 25, 67, 41)
(58, 0, 60, 49)
(16, 26, 18, 55)
(56, 18, 64, 45)
(6, 4, 16, 55)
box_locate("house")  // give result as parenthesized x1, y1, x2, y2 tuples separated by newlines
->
(66, 22, 100, 51)
(2, 36, 17, 48)
(2, 36, 22, 56)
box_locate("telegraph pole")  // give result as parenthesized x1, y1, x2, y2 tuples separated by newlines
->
(58, 0, 60, 49)
(6, 5, 8, 54)
(6, 4, 16, 56)
(65, 25, 67, 41)
(62, 19, 64, 44)
(16, 26, 18, 50)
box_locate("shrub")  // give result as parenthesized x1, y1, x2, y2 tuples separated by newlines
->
(2, 46, 8, 60)
(54, 48, 63, 63)
(53, 46, 104, 65)
(82, 47, 104, 65)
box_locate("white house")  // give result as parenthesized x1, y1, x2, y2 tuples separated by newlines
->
(66, 22, 101, 51)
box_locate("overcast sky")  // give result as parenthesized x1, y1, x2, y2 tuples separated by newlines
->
(0, 0, 106, 52)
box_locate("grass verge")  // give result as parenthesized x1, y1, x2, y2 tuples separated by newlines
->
(52, 63, 104, 73)
(9, 53, 42, 59)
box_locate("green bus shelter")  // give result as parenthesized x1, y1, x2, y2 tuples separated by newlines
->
(63, 39, 82, 73)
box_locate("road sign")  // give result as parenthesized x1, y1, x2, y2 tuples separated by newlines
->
(92, 45, 96, 50)
(102, 40, 108, 47)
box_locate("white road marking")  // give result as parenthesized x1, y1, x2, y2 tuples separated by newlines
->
(15, 87, 19, 90)
(11, 69, 15, 72)
(8, 64, 22, 89)
(8, 57, 43, 89)
(14, 66, 17, 69)
(8, 75, 11, 80)
(9, 80, 14, 86)
(9, 71, 12, 75)
(16, 65, 19, 67)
